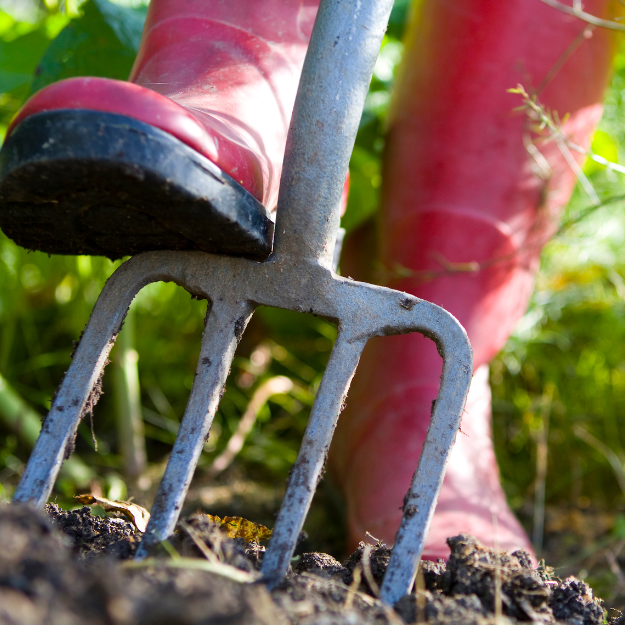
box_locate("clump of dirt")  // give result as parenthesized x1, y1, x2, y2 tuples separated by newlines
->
(0, 503, 288, 625)
(0, 503, 114, 624)
(46, 502, 138, 559)
(272, 572, 403, 624)
(0, 503, 616, 624)
(340, 540, 393, 588)
(549, 577, 606, 625)
(394, 534, 605, 624)
(293, 552, 344, 578)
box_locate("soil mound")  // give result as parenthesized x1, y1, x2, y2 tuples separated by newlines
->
(0, 504, 614, 624)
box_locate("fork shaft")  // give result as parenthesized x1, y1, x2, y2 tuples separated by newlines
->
(273, 0, 394, 267)
(135, 298, 253, 558)
(261, 331, 366, 586)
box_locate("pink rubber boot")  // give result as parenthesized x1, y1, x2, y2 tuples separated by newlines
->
(332, 0, 620, 558)
(0, 0, 323, 258)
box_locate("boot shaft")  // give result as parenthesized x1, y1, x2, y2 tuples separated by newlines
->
(130, 0, 322, 210)
(380, 0, 619, 366)
(137, 0, 319, 46)
(384, 0, 616, 234)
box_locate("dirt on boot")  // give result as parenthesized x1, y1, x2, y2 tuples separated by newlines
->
(0, 504, 616, 624)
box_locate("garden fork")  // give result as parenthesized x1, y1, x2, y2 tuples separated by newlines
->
(12, 0, 473, 606)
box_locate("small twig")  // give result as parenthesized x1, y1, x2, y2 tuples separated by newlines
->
(299, 573, 403, 623)
(557, 534, 616, 571)
(492, 513, 503, 622)
(605, 548, 625, 603)
(180, 520, 221, 565)
(365, 531, 380, 544)
(557, 193, 625, 235)
(89, 409, 98, 452)
(574, 425, 625, 498)
(160, 539, 181, 560)
(536, 24, 595, 95)
(555, 137, 600, 205)
(524, 134, 552, 180)
(539, 0, 625, 31)
(511, 84, 625, 176)
(533, 384, 555, 557)
(344, 565, 362, 610)
(361, 544, 381, 598)
(123, 557, 258, 584)
(605, 549, 625, 585)
(209, 376, 293, 477)
(510, 85, 602, 205)
(613, 537, 625, 559)
(415, 562, 426, 623)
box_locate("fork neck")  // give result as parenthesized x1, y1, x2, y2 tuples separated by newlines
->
(272, 0, 394, 269)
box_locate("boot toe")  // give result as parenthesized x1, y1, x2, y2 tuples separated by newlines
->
(0, 109, 274, 259)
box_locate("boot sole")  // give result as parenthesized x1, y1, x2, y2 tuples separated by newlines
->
(0, 110, 274, 260)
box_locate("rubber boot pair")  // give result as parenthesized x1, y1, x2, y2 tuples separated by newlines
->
(331, 0, 620, 558)
(0, 0, 321, 259)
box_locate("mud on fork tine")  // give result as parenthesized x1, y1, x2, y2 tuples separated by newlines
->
(12, 0, 473, 607)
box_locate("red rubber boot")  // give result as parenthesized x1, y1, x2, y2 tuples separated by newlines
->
(332, 0, 620, 558)
(0, 0, 321, 259)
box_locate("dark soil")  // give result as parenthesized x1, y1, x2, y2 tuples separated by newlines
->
(0, 503, 618, 624)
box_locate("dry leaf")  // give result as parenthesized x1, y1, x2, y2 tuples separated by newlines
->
(75, 494, 151, 533)
(206, 514, 272, 542)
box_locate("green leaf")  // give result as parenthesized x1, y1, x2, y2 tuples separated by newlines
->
(584, 130, 619, 175)
(0, 13, 68, 95)
(342, 145, 381, 232)
(387, 0, 412, 39)
(0, 35, 48, 94)
(0, 12, 69, 138)
(613, 514, 625, 539)
(30, 0, 147, 95)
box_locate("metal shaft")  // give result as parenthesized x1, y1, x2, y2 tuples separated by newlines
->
(136, 298, 253, 558)
(380, 321, 473, 605)
(273, 0, 394, 267)
(261, 332, 366, 585)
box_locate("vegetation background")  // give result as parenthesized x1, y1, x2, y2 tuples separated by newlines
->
(2, 0, 625, 612)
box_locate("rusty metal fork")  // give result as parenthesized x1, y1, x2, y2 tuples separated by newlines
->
(12, 0, 472, 606)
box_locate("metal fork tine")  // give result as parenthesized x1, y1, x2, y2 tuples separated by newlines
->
(12, 263, 143, 507)
(380, 311, 473, 605)
(261, 331, 366, 586)
(135, 298, 253, 558)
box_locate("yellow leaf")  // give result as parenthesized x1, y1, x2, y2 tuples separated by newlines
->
(206, 514, 272, 543)
(75, 494, 150, 533)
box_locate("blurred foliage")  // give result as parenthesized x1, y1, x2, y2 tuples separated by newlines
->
(30, 0, 146, 94)
(3, 0, 625, 598)
(0, 10, 68, 138)
(491, 51, 625, 517)
(488, 34, 625, 604)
